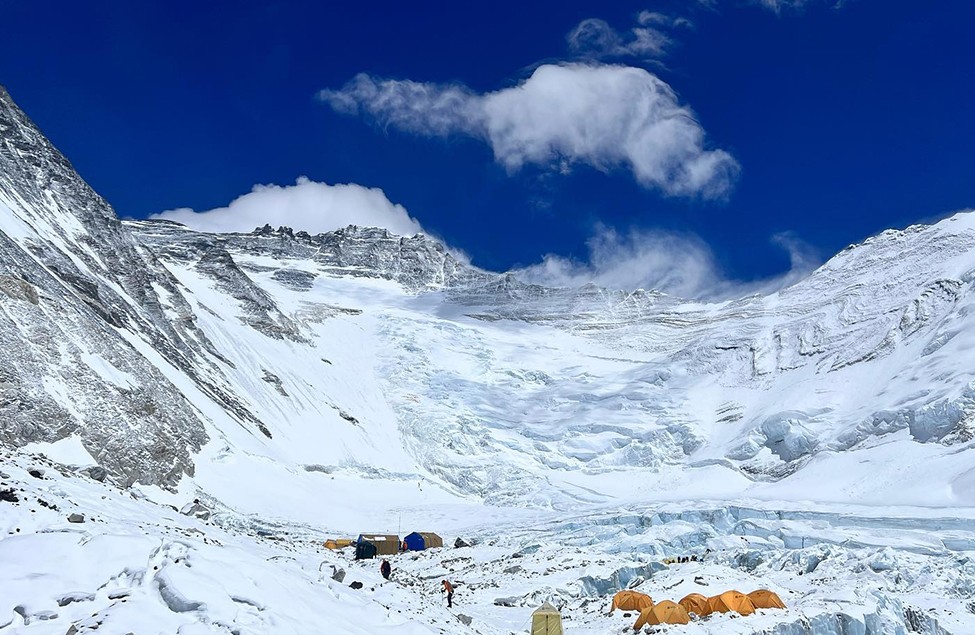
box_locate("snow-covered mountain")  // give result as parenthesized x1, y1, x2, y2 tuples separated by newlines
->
(2, 86, 973, 634)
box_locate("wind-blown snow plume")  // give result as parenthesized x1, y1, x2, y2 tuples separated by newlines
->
(319, 63, 739, 198)
(152, 177, 424, 236)
(513, 226, 819, 299)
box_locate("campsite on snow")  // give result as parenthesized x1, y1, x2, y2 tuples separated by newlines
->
(3, 2, 975, 634)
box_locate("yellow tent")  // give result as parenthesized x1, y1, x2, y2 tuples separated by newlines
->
(633, 600, 690, 629)
(611, 590, 654, 612)
(324, 539, 353, 550)
(707, 590, 756, 616)
(748, 589, 786, 610)
(678, 592, 711, 617)
(531, 602, 563, 635)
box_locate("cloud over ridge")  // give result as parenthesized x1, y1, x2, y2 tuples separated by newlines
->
(513, 225, 819, 300)
(152, 177, 424, 237)
(320, 63, 739, 198)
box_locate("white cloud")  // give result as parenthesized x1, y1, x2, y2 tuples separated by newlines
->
(319, 63, 738, 198)
(512, 225, 819, 300)
(151, 177, 424, 236)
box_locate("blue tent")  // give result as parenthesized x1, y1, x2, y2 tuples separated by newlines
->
(403, 531, 443, 551)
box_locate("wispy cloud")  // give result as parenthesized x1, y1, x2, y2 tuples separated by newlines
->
(566, 11, 693, 61)
(750, 0, 849, 14)
(152, 177, 424, 237)
(320, 63, 738, 198)
(512, 225, 819, 300)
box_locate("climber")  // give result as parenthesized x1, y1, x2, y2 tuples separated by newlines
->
(441, 579, 454, 608)
(380, 559, 391, 580)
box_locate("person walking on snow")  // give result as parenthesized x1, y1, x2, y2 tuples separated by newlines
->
(441, 579, 454, 608)
(380, 559, 391, 580)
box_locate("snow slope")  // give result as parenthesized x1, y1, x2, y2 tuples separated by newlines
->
(2, 85, 974, 633)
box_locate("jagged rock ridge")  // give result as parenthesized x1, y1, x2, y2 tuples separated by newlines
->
(1, 85, 974, 510)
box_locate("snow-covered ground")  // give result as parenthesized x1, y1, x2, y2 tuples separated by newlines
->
(3, 446, 973, 634)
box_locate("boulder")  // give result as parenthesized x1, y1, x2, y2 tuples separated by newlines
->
(179, 499, 211, 521)
(84, 466, 107, 482)
(349, 581, 363, 590)
(67, 513, 85, 523)
(454, 537, 470, 548)
(330, 565, 346, 583)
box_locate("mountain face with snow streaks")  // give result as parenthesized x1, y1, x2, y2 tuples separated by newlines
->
(2, 84, 975, 509)
(3, 86, 975, 635)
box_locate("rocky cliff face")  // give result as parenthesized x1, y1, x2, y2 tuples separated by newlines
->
(1, 85, 974, 507)
(1, 87, 227, 487)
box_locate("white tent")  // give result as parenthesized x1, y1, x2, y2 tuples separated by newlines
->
(530, 602, 563, 635)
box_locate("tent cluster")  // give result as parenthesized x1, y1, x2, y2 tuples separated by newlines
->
(352, 532, 444, 559)
(610, 589, 786, 629)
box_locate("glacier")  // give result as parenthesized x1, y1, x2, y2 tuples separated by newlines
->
(1, 84, 974, 633)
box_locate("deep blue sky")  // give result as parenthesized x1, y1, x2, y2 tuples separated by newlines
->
(2, 0, 973, 282)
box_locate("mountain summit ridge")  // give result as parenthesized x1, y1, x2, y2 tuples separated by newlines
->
(1, 87, 974, 514)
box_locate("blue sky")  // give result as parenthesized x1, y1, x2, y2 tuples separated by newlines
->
(2, 1, 973, 297)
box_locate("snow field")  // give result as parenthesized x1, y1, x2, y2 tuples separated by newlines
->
(4, 446, 974, 634)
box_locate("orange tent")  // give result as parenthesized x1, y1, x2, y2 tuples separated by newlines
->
(611, 590, 653, 612)
(678, 592, 711, 617)
(633, 600, 690, 629)
(707, 590, 755, 616)
(748, 589, 786, 610)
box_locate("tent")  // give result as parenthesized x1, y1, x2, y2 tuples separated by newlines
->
(610, 590, 653, 612)
(324, 539, 353, 550)
(707, 590, 756, 616)
(633, 600, 690, 629)
(356, 534, 400, 558)
(403, 532, 444, 551)
(530, 602, 564, 635)
(748, 589, 786, 610)
(354, 541, 377, 560)
(678, 592, 711, 617)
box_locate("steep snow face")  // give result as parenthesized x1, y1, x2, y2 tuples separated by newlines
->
(3, 83, 975, 510)
(3, 86, 975, 635)
(125, 214, 975, 513)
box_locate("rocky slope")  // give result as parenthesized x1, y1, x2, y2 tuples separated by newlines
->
(3, 85, 975, 635)
(2, 84, 975, 510)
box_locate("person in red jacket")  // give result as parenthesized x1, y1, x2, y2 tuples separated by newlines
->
(380, 559, 391, 580)
(441, 579, 454, 607)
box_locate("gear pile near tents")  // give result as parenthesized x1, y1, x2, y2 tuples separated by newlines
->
(530, 602, 563, 635)
(355, 534, 400, 559)
(403, 531, 443, 551)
